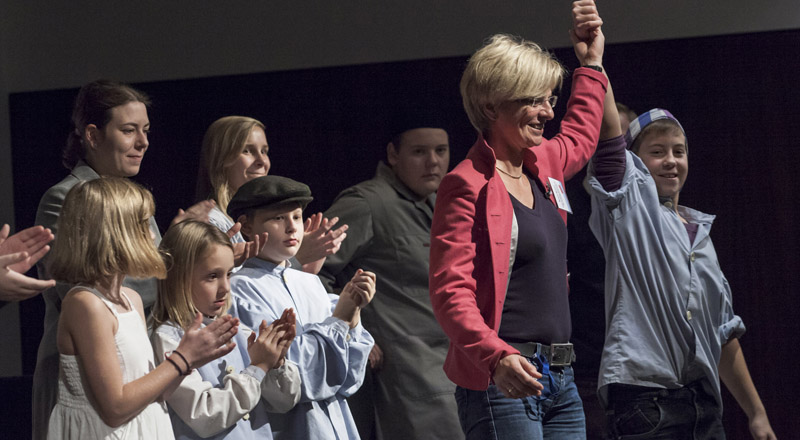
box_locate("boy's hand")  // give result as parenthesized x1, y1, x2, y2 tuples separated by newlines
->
(247, 317, 293, 372)
(368, 343, 384, 370)
(570, 0, 605, 66)
(295, 213, 348, 274)
(333, 269, 376, 327)
(748, 411, 776, 440)
(342, 269, 376, 307)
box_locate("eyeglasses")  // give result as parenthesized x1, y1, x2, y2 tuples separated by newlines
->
(516, 95, 558, 109)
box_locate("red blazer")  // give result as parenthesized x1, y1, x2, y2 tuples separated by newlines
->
(429, 68, 608, 390)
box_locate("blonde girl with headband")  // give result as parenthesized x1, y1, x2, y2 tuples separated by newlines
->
(47, 178, 239, 440)
(151, 220, 300, 439)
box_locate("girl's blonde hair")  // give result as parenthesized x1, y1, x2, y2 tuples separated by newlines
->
(151, 220, 234, 330)
(460, 34, 565, 133)
(49, 177, 166, 284)
(195, 116, 266, 216)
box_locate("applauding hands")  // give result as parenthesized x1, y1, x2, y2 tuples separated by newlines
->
(248, 308, 297, 372)
(0, 224, 56, 300)
(334, 269, 376, 328)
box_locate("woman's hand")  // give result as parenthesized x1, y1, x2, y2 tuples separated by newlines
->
(0, 224, 55, 300)
(570, 0, 605, 66)
(0, 252, 56, 300)
(0, 224, 54, 273)
(176, 313, 238, 369)
(492, 354, 544, 399)
(170, 200, 216, 227)
(228, 222, 268, 266)
(295, 213, 348, 273)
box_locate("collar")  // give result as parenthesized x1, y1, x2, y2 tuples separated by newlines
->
(242, 256, 290, 275)
(375, 161, 436, 212)
(470, 134, 540, 175)
(71, 159, 101, 181)
(677, 205, 715, 226)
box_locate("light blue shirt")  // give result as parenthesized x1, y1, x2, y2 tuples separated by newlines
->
(208, 206, 245, 244)
(587, 151, 745, 406)
(230, 258, 373, 440)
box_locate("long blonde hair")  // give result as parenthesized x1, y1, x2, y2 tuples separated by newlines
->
(151, 220, 234, 330)
(49, 177, 166, 284)
(195, 116, 266, 216)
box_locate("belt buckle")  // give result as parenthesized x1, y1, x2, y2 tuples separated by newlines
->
(549, 343, 573, 367)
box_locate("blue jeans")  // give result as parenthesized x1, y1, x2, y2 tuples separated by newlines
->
(605, 379, 725, 439)
(455, 359, 585, 440)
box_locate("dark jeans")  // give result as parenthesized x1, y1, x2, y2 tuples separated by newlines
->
(605, 379, 725, 440)
(456, 360, 585, 440)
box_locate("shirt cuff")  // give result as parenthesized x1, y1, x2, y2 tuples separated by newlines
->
(243, 365, 267, 381)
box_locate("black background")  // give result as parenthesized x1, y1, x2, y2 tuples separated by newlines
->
(10, 29, 800, 438)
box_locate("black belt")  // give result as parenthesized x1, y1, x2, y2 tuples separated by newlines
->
(508, 342, 575, 367)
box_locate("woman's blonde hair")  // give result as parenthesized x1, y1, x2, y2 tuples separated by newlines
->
(151, 220, 234, 330)
(460, 34, 565, 133)
(49, 177, 166, 284)
(195, 116, 266, 216)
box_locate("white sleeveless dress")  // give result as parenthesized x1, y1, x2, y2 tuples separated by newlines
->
(47, 286, 174, 439)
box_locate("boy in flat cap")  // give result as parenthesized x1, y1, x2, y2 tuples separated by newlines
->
(228, 175, 377, 440)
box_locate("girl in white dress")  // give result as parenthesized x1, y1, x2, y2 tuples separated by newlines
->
(47, 178, 240, 440)
(150, 220, 300, 439)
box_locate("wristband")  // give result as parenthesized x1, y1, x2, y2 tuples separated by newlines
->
(166, 357, 184, 376)
(582, 65, 603, 72)
(172, 350, 191, 372)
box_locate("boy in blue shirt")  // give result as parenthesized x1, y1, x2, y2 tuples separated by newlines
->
(587, 108, 775, 439)
(228, 175, 376, 440)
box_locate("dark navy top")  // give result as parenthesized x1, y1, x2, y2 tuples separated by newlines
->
(498, 176, 571, 345)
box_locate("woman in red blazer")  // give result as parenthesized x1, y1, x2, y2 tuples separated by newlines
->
(428, 1, 619, 438)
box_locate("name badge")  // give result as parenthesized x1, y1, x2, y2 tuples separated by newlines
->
(547, 177, 572, 214)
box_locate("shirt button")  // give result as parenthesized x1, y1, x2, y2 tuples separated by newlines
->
(686, 310, 693, 320)
(346, 333, 352, 341)
(689, 252, 696, 262)
(243, 413, 250, 421)
(226, 365, 235, 374)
